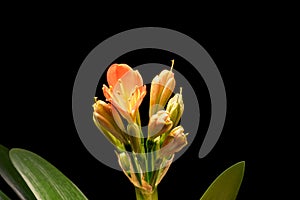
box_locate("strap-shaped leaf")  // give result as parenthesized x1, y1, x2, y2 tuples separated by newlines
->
(0, 145, 36, 200)
(9, 148, 88, 200)
(200, 161, 245, 200)
(0, 189, 12, 200)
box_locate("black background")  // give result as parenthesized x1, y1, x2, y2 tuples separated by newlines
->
(0, 14, 291, 200)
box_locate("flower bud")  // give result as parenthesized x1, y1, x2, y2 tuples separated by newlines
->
(148, 110, 173, 138)
(93, 98, 127, 144)
(160, 126, 188, 157)
(155, 155, 174, 186)
(116, 152, 153, 192)
(166, 88, 184, 127)
(149, 62, 176, 117)
(117, 151, 131, 172)
(127, 123, 142, 153)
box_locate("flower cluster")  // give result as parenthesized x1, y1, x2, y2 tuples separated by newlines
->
(93, 61, 188, 196)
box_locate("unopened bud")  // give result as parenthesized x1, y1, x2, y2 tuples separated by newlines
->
(148, 110, 173, 138)
(160, 126, 188, 157)
(116, 152, 153, 192)
(127, 123, 142, 153)
(166, 88, 184, 127)
(149, 61, 176, 117)
(93, 99, 127, 145)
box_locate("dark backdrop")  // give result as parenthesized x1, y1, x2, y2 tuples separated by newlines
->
(1, 18, 285, 200)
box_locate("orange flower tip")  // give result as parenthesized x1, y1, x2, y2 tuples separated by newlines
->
(107, 63, 132, 87)
(118, 63, 132, 69)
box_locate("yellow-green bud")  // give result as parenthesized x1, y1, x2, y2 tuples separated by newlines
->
(166, 88, 184, 127)
(127, 123, 142, 153)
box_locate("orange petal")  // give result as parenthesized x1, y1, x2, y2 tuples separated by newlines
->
(102, 84, 112, 101)
(107, 64, 132, 87)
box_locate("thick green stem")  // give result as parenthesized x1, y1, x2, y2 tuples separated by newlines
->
(135, 187, 158, 200)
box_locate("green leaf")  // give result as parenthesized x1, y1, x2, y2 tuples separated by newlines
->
(0, 190, 12, 200)
(0, 145, 36, 200)
(9, 148, 88, 200)
(200, 161, 245, 200)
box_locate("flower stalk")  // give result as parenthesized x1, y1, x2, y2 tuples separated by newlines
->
(135, 186, 158, 200)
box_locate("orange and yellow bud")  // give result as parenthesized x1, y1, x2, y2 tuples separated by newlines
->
(93, 98, 127, 145)
(149, 61, 176, 117)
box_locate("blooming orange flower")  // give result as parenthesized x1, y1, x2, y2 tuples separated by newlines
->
(102, 64, 146, 123)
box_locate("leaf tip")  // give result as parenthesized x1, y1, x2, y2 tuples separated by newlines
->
(234, 161, 245, 172)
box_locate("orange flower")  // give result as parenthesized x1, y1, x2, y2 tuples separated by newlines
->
(102, 64, 146, 123)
